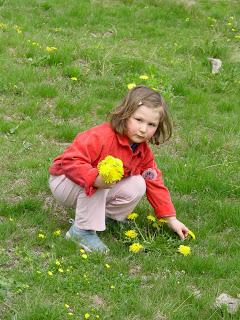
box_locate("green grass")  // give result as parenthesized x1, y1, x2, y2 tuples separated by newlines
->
(1, 0, 240, 319)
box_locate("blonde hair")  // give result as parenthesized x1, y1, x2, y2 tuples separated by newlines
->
(109, 85, 173, 145)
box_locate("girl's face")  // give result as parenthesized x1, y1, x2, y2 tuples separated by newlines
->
(126, 105, 160, 144)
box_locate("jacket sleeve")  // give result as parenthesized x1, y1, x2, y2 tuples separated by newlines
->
(142, 149, 176, 218)
(61, 131, 103, 196)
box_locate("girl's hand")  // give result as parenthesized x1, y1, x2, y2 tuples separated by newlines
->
(165, 217, 189, 240)
(93, 175, 116, 189)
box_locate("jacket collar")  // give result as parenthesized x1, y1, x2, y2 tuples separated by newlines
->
(116, 131, 145, 156)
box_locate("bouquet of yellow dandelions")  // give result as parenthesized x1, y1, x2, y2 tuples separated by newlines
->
(97, 156, 124, 184)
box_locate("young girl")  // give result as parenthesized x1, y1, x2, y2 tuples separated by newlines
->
(49, 86, 189, 252)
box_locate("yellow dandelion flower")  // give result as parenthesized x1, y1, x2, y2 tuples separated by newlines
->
(58, 268, 64, 273)
(71, 77, 78, 81)
(158, 218, 167, 224)
(38, 233, 45, 239)
(9, 217, 14, 221)
(80, 248, 85, 253)
(127, 83, 136, 90)
(188, 230, 196, 240)
(13, 25, 22, 34)
(129, 243, 143, 253)
(47, 271, 53, 276)
(234, 35, 240, 39)
(178, 245, 191, 256)
(127, 212, 138, 220)
(124, 230, 138, 239)
(0, 23, 8, 29)
(53, 229, 61, 236)
(147, 215, 156, 222)
(105, 263, 111, 269)
(139, 75, 149, 80)
(110, 285, 115, 289)
(97, 156, 124, 184)
(68, 312, 74, 316)
(84, 313, 90, 319)
(64, 304, 70, 309)
(46, 46, 57, 53)
(55, 259, 61, 266)
(81, 254, 88, 259)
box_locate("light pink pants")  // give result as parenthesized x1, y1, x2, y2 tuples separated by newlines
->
(49, 174, 146, 231)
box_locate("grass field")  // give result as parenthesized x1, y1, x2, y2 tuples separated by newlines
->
(0, 0, 240, 319)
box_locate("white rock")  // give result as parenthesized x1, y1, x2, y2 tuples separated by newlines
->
(215, 293, 240, 314)
(208, 57, 222, 73)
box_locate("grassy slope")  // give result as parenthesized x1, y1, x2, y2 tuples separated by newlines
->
(0, 0, 240, 319)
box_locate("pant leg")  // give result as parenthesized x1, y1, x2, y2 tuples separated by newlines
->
(105, 175, 146, 221)
(49, 175, 109, 231)
(49, 175, 81, 207)
(49, 174, 146, 231)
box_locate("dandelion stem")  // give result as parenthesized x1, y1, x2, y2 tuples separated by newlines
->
(133, 221, 150, 244)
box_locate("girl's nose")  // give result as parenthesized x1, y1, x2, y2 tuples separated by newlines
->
(139, 123, 147, 133)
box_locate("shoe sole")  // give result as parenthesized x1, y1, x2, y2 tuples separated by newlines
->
(65, 231, 92, 252)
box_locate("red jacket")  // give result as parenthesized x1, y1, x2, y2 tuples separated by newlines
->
(49, 123, 176, 218)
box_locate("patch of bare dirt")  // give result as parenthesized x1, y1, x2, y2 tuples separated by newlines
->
(187, 285, 201, 299)
(229, 47, 240, 63)
(174, 192, 197, 202)
(12, 178, 28, 188)
(178, 0, 196, 7)
(41, 193, 71, 223)
(154, 312, 168, 320)
(129, 265, 141, 276)
(90, 294, 106, 307)
(31, 245, 45, 256)
(0, 245, 19, 269)
(2, 194, 23, 204)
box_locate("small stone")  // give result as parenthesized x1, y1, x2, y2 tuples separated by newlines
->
(208, 57, 222, 73)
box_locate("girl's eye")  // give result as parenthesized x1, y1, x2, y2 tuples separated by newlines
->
(135, 118, 142, 122)
(150, 123, 157, 127)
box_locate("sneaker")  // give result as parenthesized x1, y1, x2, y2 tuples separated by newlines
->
(66, 225, 109, 253)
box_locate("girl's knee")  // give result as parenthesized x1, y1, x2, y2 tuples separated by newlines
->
(132, 175, 146, 196)
(122, 175, 146, 201)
